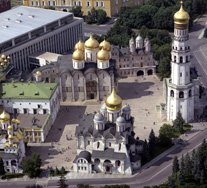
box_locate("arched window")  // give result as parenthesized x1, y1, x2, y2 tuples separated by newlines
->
(189, 90, 192, 97)
(179, 91, 184, 98)
(97, 142, 100, 149)
(186, 56, 188, 62)
(174, 56, 176, 62)
(170, 90, 174, 97)
(180, 56, 183, 63)
(115, 160, 121, 167)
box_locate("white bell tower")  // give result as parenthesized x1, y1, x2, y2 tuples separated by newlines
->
(167, 1, 194, 123)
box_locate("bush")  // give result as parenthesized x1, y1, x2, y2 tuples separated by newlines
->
(1, 173, 24, 179)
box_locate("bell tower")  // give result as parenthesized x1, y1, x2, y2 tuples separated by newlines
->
(167, 1, 194, 122)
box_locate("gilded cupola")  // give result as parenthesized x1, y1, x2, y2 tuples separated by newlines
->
(97, 49, 110, 61)
(174, 1, 190, 25)
(72, 49, 84, 61)
(75, 40, 85, 52)
(105, 88, 122, 111)
(84, 34, 99, 49)
(99, 39, 111, 51)
(0, 111, 10, 121)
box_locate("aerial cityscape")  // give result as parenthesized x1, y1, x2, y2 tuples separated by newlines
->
(0, 0, 207, 188)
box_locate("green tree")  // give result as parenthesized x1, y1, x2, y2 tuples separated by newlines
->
(58, 174, 68, 188)
(85, 8, 97, 24)
(172, 156, 179, 177)
(141, 139, 150, 164)
(173, 111, 185, 133)
(70, 6, 83, 17)
(157, 57, 171, 80)
(0, 158, 5, 175)
(184, 153, 192, 178)
(22, 153, 42, 178)
(60, 166, 66, 175)
(96, 9, 107, 24)
(148, 129, 157, 157)
(159, 124, 178, 147)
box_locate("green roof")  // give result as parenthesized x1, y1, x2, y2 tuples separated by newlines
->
(0, 82, 58, 100)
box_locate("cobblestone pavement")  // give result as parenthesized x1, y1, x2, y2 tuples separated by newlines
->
(30, 75, 165, 170)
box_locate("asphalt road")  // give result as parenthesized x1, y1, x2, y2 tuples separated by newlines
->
(1, 127, 207, 188)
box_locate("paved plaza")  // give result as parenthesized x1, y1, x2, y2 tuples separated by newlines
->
(30, 75, 165, 170)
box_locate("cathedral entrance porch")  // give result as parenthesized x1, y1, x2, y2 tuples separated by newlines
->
(103, 160, 113, 174)
(86, 81, 97, 100)
(137, 70, 144, 76)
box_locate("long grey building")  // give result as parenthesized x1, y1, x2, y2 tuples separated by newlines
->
(0, 6, 83, 70)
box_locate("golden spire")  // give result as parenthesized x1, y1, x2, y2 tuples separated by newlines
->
(174, 1, 190, 25)
(105, 87, 122, 111)
(99, 39, 111, 51)
(75, 40, 85, 52)
(97, 48, 110, 61)
(0, 111, 10, 121)
(72, 49, 84, 61)
(84, 34, 99, 49)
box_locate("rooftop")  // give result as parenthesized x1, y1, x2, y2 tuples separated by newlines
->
(30, 52, 62, 63)
(0, 6, 72, 43)
(0, 82, 58, 100)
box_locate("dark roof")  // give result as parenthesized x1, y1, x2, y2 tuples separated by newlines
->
(73, 150, 91, 163)
(92, 148, 126, 161)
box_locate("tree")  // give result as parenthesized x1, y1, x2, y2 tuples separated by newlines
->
(58, 175, 68, 188)
(22, 153, 42, 178)
(172, 156, 179, 177)
(96, 9, 107, 24)
(0, 158, 5, 175)
(70, 6, 83, 17)
(141, 139, 150, 164)
(159, 124, 178, 146)
(173, 111, 185, 133)
(60, 166, 66, 175)
(148, 129, 157, 157)
(85, 8, 97, 24)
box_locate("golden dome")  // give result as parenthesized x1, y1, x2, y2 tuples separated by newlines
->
(174, 1, 189, 25)
(72, 49, 84, 61)
(0, 111, 10, 120)
(8, 125, 13, 130)
(15, 119, 20, 124)
(75, 40, 85, 52)
(84, 34, 99, 49)
(35, 71, 42, 77)
(8, 134, 14, 140)
(97, 49, 110, 61)
(12, 118, 20, 124)
(99, 39, 111, 51)
(1, 54, 6, 59)
(105, 88, 122, 111)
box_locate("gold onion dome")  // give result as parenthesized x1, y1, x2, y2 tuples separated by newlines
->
(35, 71, 42, 77)
(84, 34, 99, 49)
(97, 49, 110, 61)
(99, 39, 111, 51)
(8, 134, 14, 140)
(174, 1, 190, 25)
(0, 111, 10, 120)
(105, 88, 122, 111)
(1, 54, 6, 59)
(8, 125, 13, 130)
(75, 40, 85, 52)
(72, 49, 84, 61)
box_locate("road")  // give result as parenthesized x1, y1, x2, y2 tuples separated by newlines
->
(83, 22, 113, 36)
(1, 127, 207, 188)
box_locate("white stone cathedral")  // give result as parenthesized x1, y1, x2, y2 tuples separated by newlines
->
(167, 1, 194, 122)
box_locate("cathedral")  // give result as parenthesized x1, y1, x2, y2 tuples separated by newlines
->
(32, 35, 116, 102)
(73, 89, 143, 175)
(0, 111, 25, 173)
(166, 1, 194, 122)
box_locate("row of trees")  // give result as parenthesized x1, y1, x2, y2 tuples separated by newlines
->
(119, 0, 207, 31)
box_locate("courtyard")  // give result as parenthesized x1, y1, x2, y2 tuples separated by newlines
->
(30, 75, 165, 171)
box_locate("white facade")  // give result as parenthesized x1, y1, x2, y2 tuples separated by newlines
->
(167, 20, 194, 123)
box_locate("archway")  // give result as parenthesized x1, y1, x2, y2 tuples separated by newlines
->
(86, 81, 97, 100)
(103, 160, 112, 174)
(137, 70, 144, 76)
(147, 69, 153, 75)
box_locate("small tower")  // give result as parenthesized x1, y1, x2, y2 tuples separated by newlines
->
(93, 112, 105, 131)
(72, 49, 85, 70)
(11, 118, 20, 131)
(0, 111, 10, 130)
(97, 49, 110, 69)
(144, 37, 151, 53)
(33, 71, 42, 82)
(135, 34, 143, 49)
(8, 134, 13, 145)
(122, 104, 131, 120)
(129, 37, 135, 53)
(105, 88, 122, 123)
(84, 34, 99, 62)
(116, 116, 126, 133)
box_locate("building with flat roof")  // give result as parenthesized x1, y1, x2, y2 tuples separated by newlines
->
(0, 6, 83, 71)
(0, 82, 60, 142)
